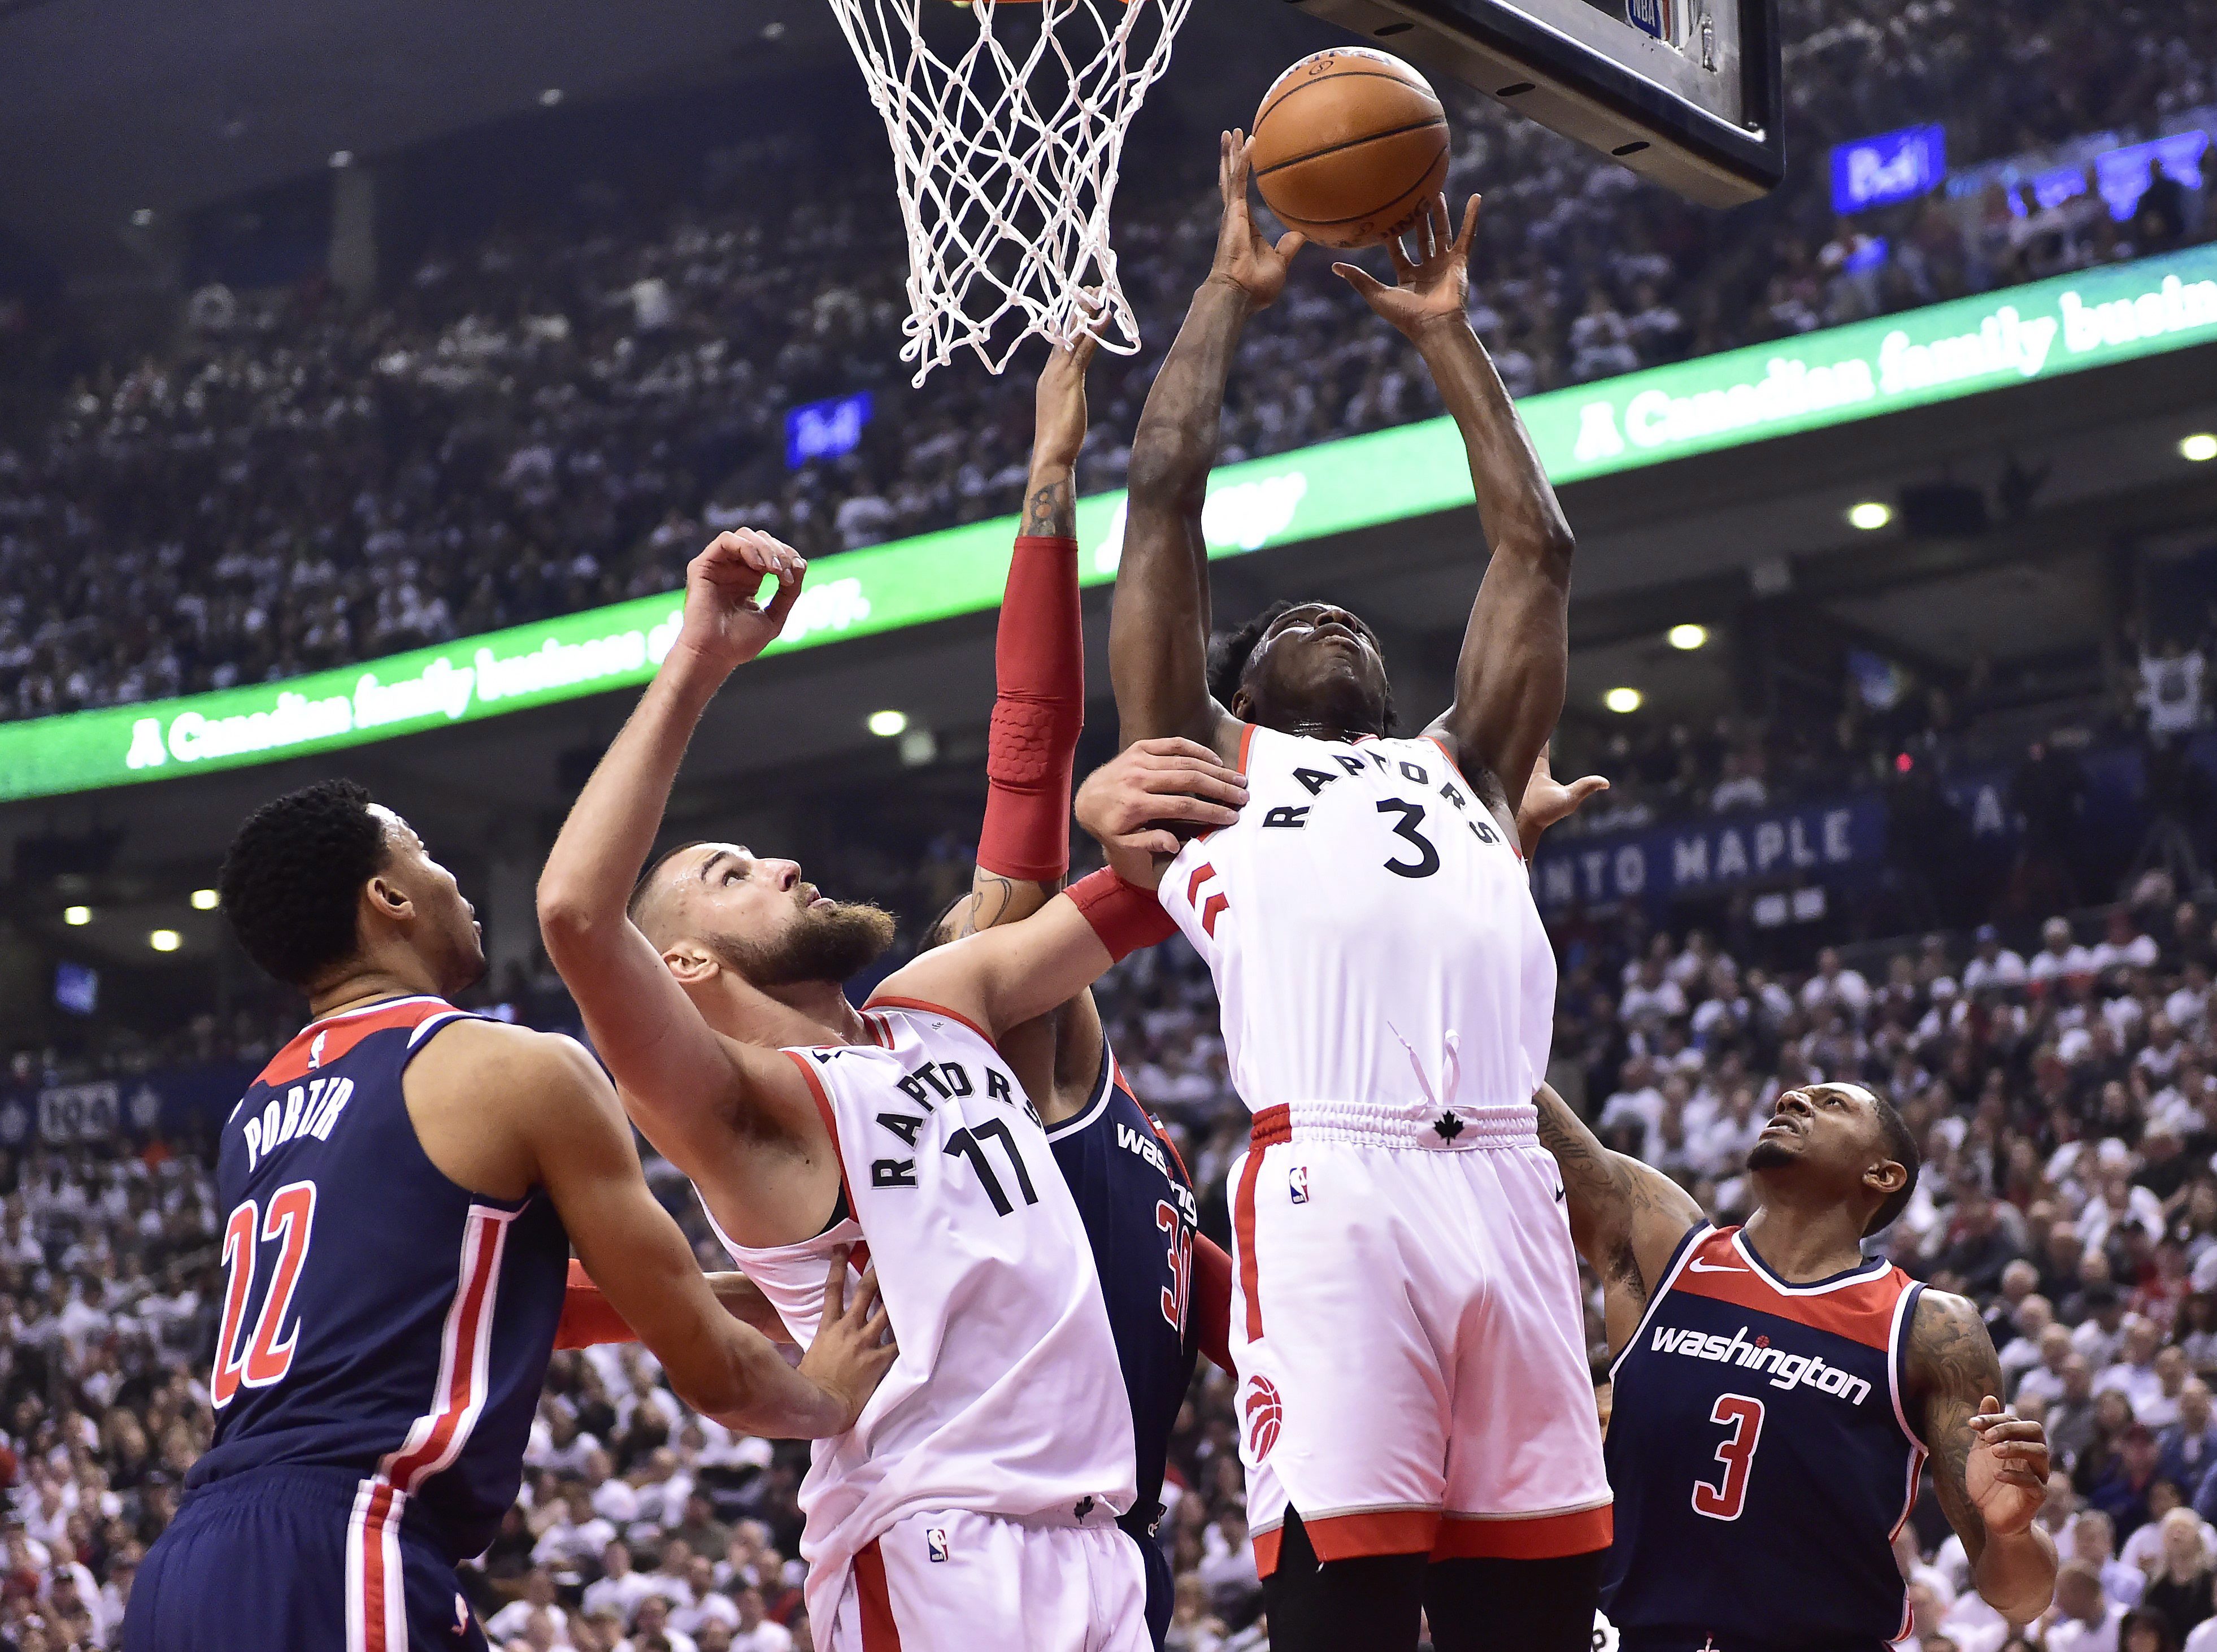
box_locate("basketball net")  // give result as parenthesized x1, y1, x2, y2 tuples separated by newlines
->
(824, 0, 1194, 382)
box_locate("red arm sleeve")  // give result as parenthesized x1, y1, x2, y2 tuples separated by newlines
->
(554, 1259, 638, 1350)
(1191, 1233, 1234, 1375)
(976, 534, 1084, 883)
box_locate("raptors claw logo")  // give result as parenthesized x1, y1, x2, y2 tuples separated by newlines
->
(1244, 1376, 1284, 1460)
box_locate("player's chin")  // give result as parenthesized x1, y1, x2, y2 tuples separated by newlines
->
(1745, 1135, 1798, 1172)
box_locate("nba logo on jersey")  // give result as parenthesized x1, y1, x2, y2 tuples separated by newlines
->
(926, 1527, 950, 1563)
(307, 1030, 328, 1070)
(1288, 1166, 1309, 1205)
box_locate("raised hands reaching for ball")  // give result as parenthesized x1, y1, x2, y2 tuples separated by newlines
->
(1209, 130, 1307, 310)
(1335, 192, 1483, 341)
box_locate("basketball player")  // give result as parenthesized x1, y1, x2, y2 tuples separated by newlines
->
(1531, 1076, 2058, 1647)
(1099, 133, 1598, 1650)
(125, 780, 896, 1652)
(536, 528, 1244, 1650)
(912, 332, 1241, 1648)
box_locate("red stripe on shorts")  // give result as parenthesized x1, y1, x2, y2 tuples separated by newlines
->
(854, 1538, 902, 1650)
(1431, 1503, 1614, 1560)
(1301, 1507, 1441, 1565)
(1234, 1107, 1289, 1341)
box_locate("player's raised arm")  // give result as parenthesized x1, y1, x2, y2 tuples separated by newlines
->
(432, 1023, 894, 1437)
(536, 531, 816, 1168)
(1533, 1084, 1703, 1353)
(1112, 132, 1301, 758)
(952, 332, 1099, 943)
(1337, 194, 1573, 815)
(1907, 1290, 2059, 1621)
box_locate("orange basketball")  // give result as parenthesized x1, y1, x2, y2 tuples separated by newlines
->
(1250, 48, 1450, 250)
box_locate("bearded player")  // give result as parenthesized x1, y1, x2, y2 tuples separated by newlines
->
(1102, 132, 1598, 1651)
(537, 528, 1245, 1651)
(913, 332, 1244, 1648)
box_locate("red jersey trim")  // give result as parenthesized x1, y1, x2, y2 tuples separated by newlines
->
(853, 1538, 903, 1650)
(863, 995, 997, 1051)
(1667, 1228, 1903, 1350)
(259, 996, 455, 1088)
(1236, 721, 1257, 772)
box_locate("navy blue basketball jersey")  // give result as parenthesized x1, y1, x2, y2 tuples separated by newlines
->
(188, 996, 569, 1567)
(1047, 1045, 1202, 1544)
(1602, 1224, 1927, 1649)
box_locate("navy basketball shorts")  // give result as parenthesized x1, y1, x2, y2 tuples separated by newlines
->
(127, 1466, 488, 1652)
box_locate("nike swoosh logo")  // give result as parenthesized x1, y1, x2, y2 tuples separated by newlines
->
(1554, 1184, 1566, 1202)
(1686, 1258, 1749, 1273)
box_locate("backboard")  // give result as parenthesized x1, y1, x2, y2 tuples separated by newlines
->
(1279, 0, 1784, 206)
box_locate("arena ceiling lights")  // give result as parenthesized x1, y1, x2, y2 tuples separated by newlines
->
(2, 246, 2214, 804)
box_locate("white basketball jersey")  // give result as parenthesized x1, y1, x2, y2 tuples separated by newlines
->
(1159, 725, 1556, 1121)
(707, 1001, 1136, 1633)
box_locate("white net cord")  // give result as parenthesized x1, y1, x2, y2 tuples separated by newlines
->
(825, 0, 1196, 383)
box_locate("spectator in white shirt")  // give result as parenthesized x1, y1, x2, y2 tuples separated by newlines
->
(2093, 911, 2161, 977)
(2020, 1323, 2081, 1410)
(2099, 1320, 2170, 1421)
(2031, 918, 2098, 989)
(1801, 948, 1871, 1016)
(584, 1539, 663, 1625)
(2000, 1296, 2056, 1394)
(1962, 925, 2029, 992)
(1620, 958, 1687, 1023)
(485, 1568, 573, 1647)
(727, 1585, 795, 1652)
(627, 1594, 698, 1652)
(531, 1485, 616, 1571)
(2041, 1562, 2126, 1652)
(1598, 1058, 1667, 1163)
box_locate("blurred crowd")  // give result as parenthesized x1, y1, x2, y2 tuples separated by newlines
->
(20, 854, 2217, 1646)
(2, 0, 2214, 723)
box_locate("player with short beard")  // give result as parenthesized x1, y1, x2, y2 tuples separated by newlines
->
(1503, 820, 2060, 1652)
(537, 528, 1245, 1652)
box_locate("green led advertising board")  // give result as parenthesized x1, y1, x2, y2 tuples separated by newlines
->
(3, 246, 2214, 802)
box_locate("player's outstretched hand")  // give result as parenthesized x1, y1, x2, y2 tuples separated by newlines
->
(1209, 130, 1305, 310)
(1077, 737, 1249, 884)
(1333, 192, 1481, 342)
(795, 1250, 898, 1435)
(1515, 746, 1609, 858)
(1966, 1396, 2050, 1537)
(1034, 299, 1102, 472)
(673, 529, 806, 677)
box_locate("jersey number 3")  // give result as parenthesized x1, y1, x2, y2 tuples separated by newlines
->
(1691, 1393, 1764, 1521)
(212, 1181, 318, 1407)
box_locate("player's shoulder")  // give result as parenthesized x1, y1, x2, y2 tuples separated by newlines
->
(411, 1018, 606, 1105)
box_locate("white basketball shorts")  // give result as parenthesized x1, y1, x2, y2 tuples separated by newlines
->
(820, 1506, 1150, 1652)
(1228, 1099, 1612, 1574)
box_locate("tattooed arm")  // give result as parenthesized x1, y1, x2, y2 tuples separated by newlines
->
(1533, 1084, 1703, 1355)
(1907, 1289, 2057, 1621)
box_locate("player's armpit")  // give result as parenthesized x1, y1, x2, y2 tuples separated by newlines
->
(527, 1050, 882, 1437)
(1909, 1289, 2058, 1620)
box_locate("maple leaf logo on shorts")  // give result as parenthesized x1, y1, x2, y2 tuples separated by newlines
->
(1244, 1376, 1284, 1460)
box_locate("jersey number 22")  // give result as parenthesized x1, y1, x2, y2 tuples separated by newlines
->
(212, 1182, 317, 1407)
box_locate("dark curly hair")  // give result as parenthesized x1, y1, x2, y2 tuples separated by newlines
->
(1207, 600, 1396, 733)
(218, 780, 390, 989)
(1866, 1090, 1922, 1237)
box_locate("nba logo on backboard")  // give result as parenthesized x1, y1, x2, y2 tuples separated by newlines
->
(1288, 1167, 1309, 1205)
(926, 1527, 950, 1563)
(1626, 0, 1672, 41)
